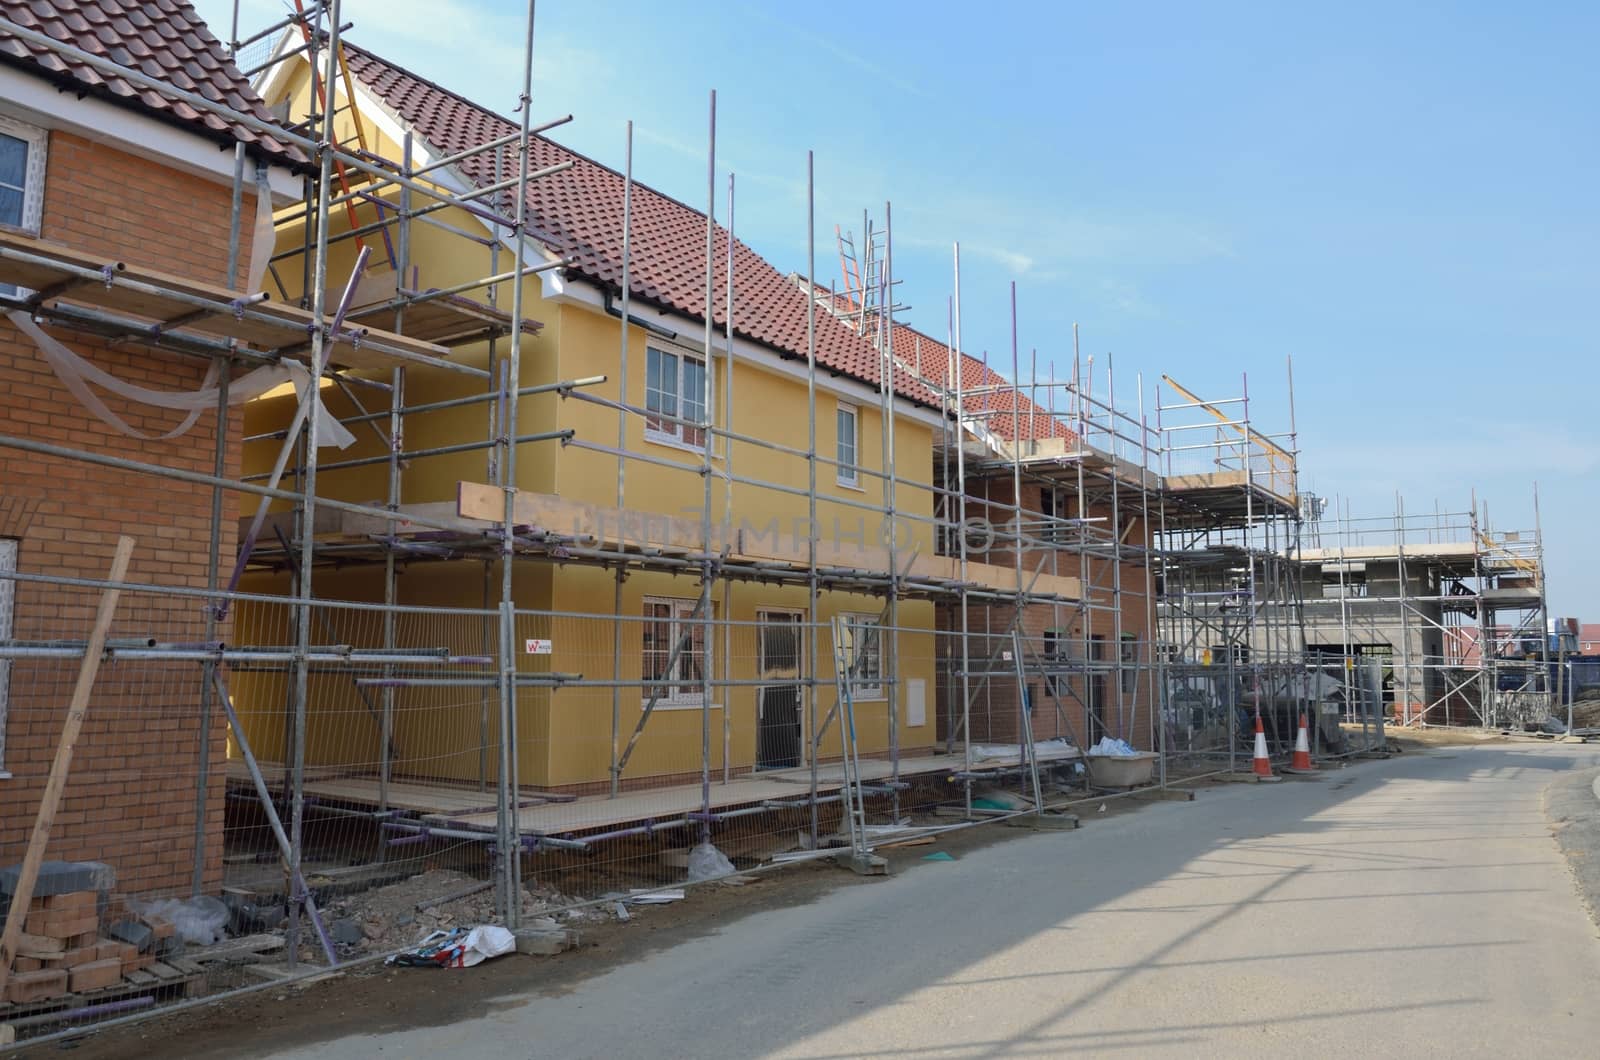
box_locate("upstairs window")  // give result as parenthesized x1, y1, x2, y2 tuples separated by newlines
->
(836, 403, 859, 486)
(0, 116, 46, 237)
(645, 345, 708, 448)
(0, 116, 46, 301)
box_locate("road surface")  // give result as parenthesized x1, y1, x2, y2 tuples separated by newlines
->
(262, 743, 1600, 1059)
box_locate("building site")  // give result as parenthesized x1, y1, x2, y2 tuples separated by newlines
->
(0, 0, 1576, 1048)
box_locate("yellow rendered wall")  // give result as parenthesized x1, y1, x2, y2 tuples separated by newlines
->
(543, 564, 938, 790)
(231, 560, 558, 786)
(239, 56, 942, 792)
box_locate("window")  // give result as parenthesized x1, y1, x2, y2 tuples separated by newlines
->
(0, 117, 45, 235)
(0, 538, 15, 772)
(642, 597, 709, 707)
(1120, 634, 1138, 694)
(839, 613, 883, 699)
(645, 345, 708, 448)
(1042, 629, 1065, 697)
(835, 404, 859, 486)
(0, 116, 47, 301)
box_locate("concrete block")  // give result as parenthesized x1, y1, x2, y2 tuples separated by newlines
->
(68, 958, 123, 993)
(1134, 788, 1197, 801)
(13, 956, 42, 973)
(330, 918, 365, 946)
(144, 915, 175, 940)
(71, 930, 99, 949)
(1004, 812, 1080, 830)
(0, 861, 114, 898)
(4, 969, 67, 1004)
(847, 853, 890, 876)
(108, 919, 154, 953)
(512, 928, 576, 956)
(94, 940, 121, 962)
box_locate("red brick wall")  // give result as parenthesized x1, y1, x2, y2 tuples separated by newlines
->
(0, 131, 254, 896)
(936, 477, 1155, 750)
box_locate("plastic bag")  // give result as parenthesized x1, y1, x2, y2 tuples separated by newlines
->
(388, 925, 515, 968)
(685, 841, 736, 882)
(127, 896, 230, 945)
(1088, 736, 1139, 758)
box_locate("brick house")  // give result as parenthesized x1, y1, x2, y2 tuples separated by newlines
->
(912, 327, 1154, 751)
(803, 305, 1156, 752)
(0, 1, 301, 895)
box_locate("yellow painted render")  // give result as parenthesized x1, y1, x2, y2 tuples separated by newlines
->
(232, 56, 943, 791)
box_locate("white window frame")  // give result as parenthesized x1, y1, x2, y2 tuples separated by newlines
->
(835, 402, 859, 488)
(0, 114, 47, 237)
(0, 538, 16, 776)
(840, 612, 884, 701)
(642, 596, 711, 709)
(644, 344, 711, 452)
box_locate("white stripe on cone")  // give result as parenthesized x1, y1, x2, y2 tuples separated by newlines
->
(1252, 716, 1272, 776)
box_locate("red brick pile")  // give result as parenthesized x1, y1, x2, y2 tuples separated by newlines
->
(6, 892, 176, 1003)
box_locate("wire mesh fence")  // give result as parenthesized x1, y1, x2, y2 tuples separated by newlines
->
(0, 563, 1316, 1045)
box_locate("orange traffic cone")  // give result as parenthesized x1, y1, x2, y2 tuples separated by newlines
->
(1251, 714, 1273, 778)
(1288, 713, 1316, 772)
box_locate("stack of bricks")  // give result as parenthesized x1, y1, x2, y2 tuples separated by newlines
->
(6, 892, 180, 1004)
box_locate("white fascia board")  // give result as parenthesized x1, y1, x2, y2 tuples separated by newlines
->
(0, 65, 300, 202)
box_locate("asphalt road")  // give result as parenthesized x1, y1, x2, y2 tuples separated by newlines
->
(265, 743, 1600, 1059)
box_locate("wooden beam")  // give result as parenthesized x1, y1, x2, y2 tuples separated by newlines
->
(1160, 373, 1293, 464)
(458, 481, 1081, 599)
(0, 536, 134, 996)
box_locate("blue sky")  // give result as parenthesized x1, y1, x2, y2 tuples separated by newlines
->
(204, 0, 1598, 615)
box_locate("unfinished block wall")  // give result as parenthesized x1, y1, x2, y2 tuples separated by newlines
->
(0, 131, 255, 896)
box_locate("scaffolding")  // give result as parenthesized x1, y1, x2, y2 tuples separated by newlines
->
(1300, 491, 1551, 730)
(0, 0, 1527, 1044)
(1150, 370, 1314, 767)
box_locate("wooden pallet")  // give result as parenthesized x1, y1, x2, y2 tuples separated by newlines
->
(0, 957, 206, 1024)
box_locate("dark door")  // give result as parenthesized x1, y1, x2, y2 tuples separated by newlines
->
(756, 611, 803, 770)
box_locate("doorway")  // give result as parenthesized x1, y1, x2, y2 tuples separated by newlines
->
(755, 609, 804, 770)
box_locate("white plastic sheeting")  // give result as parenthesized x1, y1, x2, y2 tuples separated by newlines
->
(7, 309, 354, 448)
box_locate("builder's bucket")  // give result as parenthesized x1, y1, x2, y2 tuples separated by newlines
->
(1086, 751, 1158, 789)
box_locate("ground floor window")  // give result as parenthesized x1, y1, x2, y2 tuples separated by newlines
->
(643, 596, 709, 706)
(840, 613, 883, 699)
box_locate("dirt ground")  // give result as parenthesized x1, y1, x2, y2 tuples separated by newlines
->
(11, 754, 1470, 1058)
(17, 819, 1053, 1058)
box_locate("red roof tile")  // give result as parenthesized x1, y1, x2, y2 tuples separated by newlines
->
(817, 289, 1076, 445)
(0, 0, 305, 166)
(341, 45, 945, 410)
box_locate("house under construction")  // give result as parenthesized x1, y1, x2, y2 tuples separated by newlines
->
(0, 0, 1553, 1039)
